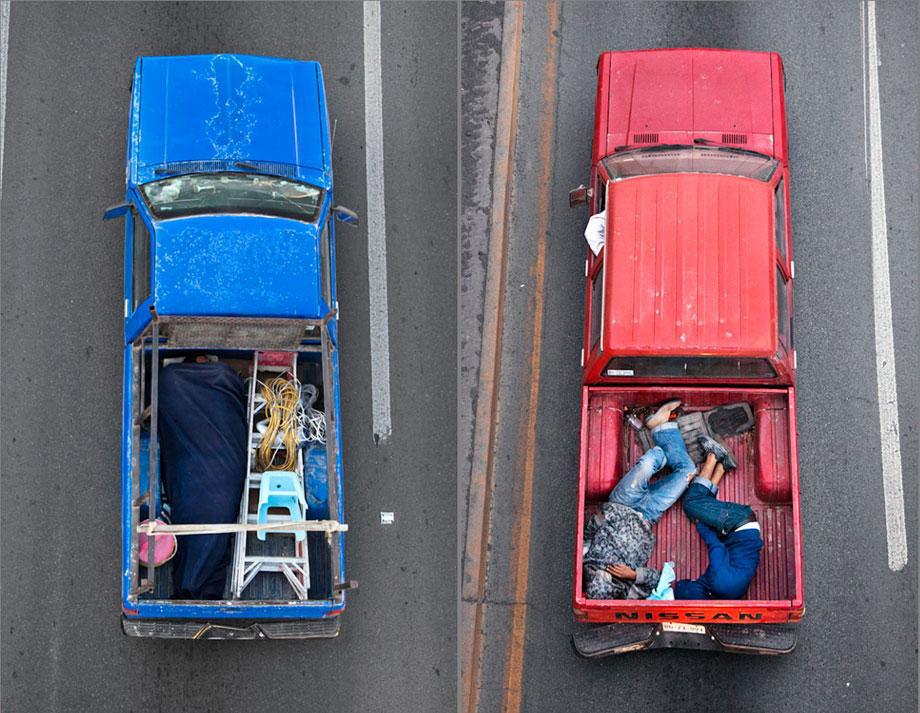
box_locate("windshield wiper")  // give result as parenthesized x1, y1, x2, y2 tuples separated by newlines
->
(715, 145, 772, 160)
(154, 166, 180, 175)
(234, 161, 260, 171)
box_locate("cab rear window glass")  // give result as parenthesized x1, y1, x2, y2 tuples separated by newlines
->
(605, 356, 777, 379)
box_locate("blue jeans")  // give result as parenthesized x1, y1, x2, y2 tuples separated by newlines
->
(609, 423, 695, 524)
(683, 479, 754, 535)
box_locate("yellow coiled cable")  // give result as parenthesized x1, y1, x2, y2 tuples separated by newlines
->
(257, 377, 301, 471)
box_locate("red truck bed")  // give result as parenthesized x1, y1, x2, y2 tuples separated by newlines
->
(575, 386, 804, 623)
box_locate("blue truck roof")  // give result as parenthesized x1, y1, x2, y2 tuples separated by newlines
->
(153, 215, 324, 318)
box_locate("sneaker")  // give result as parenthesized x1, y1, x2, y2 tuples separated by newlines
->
(644, 399, 681, 430)
(698, 435, 738, 471)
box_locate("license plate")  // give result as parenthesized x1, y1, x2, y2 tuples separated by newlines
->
(660, 622, 707, 635)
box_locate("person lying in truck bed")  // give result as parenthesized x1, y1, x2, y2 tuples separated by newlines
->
(583, 400, 693, 599)
(674, 437, 764, 600)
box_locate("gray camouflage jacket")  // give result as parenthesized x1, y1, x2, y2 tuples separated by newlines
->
(583, 502, 661, 599)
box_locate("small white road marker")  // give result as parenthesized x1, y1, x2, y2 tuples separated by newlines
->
(363, 1, 393, 444)
(864, 0, 907, 572)
(380, 511, 395, 525)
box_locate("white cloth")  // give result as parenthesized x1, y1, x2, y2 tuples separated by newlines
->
(647, 561, 676, 600)
(735, 521, 761, 533)
(583, 211, 606, 255)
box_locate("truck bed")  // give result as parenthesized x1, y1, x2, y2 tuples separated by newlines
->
(578, 386, 802, 615)
(136, 348, 336, 604)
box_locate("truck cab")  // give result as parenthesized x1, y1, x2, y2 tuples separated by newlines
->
(570, 49, 804, 655)
(105, 54, 357, 639)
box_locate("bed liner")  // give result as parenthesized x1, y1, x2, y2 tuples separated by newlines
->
(580, 387, 797, 605)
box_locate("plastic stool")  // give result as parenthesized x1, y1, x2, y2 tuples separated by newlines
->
(257, 471, 308, 541)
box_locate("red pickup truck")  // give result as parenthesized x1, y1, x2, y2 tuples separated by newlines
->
(570, 48, 804, 656)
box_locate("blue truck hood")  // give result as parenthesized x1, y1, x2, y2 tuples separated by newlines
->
(153, 215, 326, 319)
(129, 54, 331, 187)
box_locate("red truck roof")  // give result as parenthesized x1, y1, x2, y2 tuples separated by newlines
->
(604, 172, 775, 357)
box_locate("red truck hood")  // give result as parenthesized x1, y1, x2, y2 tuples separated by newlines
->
(600, 49, 776, 158)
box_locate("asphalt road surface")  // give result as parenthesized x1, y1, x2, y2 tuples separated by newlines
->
(0, 3, 456, 712)
(463, 2, 918, 712)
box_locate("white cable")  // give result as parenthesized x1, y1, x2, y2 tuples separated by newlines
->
(246, 373, 326, 451)
(296, 380, 326, 445)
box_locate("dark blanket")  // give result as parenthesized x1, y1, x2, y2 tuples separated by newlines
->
(157, 361, 247, 599)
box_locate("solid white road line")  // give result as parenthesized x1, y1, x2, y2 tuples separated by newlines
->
(0, 1, 9, 219)
(865, 0, 907, 572)
(363, 1, 392, 443)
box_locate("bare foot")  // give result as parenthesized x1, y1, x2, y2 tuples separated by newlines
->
(710, 462, 727, 488)
(645, 399, 681, 430)
(699, 452, 718, 480)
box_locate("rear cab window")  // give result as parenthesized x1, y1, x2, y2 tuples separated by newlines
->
(605, 356, 777, 379)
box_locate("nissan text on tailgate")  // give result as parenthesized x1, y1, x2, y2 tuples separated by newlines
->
(570, 49, 804, 656)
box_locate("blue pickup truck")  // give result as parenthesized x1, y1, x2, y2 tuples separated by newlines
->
(104, 54, 357, 639)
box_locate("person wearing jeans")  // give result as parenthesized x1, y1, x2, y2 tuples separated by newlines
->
(583, 400, 695, 599)
(675, 436, 764, 600)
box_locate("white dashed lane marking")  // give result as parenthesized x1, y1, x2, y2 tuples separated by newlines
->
(363, 1, 393, 443)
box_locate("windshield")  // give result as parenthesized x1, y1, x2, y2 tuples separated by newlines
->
(141, 172, 324, 222)
(602, 145, 779, 183)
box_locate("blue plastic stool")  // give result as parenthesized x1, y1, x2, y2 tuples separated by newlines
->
(257, 471, 308, 541)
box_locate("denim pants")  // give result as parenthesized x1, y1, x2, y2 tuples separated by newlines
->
(682, 479, 754, 536)
(609, 423, 695, 524)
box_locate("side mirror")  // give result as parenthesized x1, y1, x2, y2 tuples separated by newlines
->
(568, 185, 591, 208)
(103, 202, 130, 221)
(333, 205, 360, 226)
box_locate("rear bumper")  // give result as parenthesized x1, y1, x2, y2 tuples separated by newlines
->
(122, 615, 341, 640)
(573, 622, 797, 657)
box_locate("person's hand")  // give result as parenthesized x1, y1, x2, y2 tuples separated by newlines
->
(606, 563, 637, 580)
